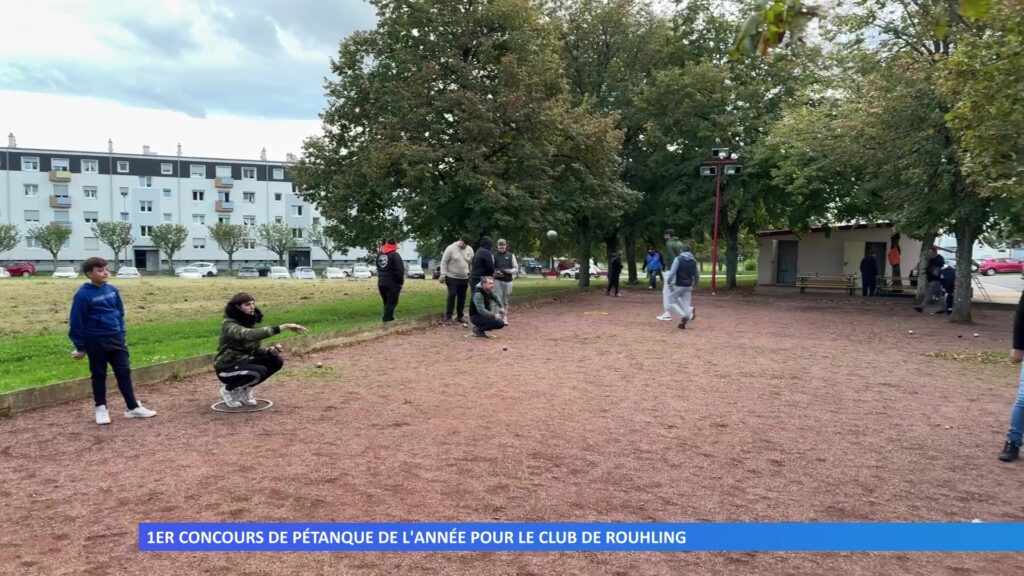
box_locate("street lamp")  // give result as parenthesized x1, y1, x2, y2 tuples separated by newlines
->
(700, 148, 742, 295)
(120, 188, 129, 268)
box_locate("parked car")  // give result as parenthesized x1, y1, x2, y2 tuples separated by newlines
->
(521, 259, 544, 275)
(350, 264, 373, 279)
(52, 266, 79, 279)
(253, 262, 274, 277)
(3, 261, 36, 277)
(406, 263, 425, 279)
(236, 266, 260, 278)
(977, 257, 1023, 276)
(292, 266, 317, 280)
(175, 262, 217, 277)
(116, 266, 141, 279)
(268, 266, 291, 279)
(560, 265, 604, 279)
(177, 266, 203, 279)
(324, 266, 349, 279)
(0, 267, 9, 278)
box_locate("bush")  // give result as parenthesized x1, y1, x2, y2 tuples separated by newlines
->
(743, 259, 757, 272)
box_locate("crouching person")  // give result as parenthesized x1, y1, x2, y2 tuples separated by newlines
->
(215, 293, 307, 407)
(469, 276, 505, 338)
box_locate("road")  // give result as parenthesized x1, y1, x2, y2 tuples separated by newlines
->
(976, 273, 1023, 304)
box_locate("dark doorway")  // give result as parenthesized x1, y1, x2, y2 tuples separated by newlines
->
(777, 241, 798, 285)
(288, 250, 311, 270)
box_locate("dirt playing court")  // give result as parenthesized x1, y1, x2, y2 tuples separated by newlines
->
(1, 288, 1022, 575)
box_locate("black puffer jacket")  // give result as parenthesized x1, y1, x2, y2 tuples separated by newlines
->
(470, 236, 494, 282)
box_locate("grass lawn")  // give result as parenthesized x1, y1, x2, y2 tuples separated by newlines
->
(0, 276, 579, 392)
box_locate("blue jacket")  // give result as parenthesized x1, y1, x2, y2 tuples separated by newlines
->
(668, 252, 700, 287)
(69, 282, 126, 350)
(644, 252, 663, 272)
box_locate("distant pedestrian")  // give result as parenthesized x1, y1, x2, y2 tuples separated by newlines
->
(860, 251, 879, 297)
(376, 238, 405, 322)
(469, 276, 505, 338)
(69, 257, 157, 425)
(440, 234, 474, 326)
(997, 290, 1024, 462)
(664, 245, 699, 328)
(470, 236, 495, 288)
(643, 245, 663, 291)
(662, 229, 684, 314)
(606, 251, 622, 296)
(940, 263, 956, 316)
(492, 239, 518, 325)
(914, 247, 945, 313)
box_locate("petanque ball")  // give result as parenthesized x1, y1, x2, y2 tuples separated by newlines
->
(502, 346, 508, 352)
(316, 362, 323, 368)
(546, 230, 558, 241)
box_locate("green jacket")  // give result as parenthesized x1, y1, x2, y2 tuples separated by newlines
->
(665, 237, 684, 265)
(214, 318, 281, 370)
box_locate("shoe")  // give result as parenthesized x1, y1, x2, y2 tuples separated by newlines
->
(471, 328, 487, 338)
(124, 404, 157, 418)
(457, 318, 469, 328)
(678, 318, 688, 330)
(913, 306, 923, 313)
(615, 293, 620, 297)
(656, 313, 673, 321)
(999, 441, 1021, 462)
(95, 405, 111, 425)
(219, 386, 242, 408)
(691, 308, 696, 321)
(503, 319, 509, 326)
(239, 387, 258, 406)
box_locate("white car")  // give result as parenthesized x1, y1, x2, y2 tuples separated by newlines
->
(292, 266, 317, 280)
(175, 262, 218, 277)
(178, 266, 203, 279)
(268, 266, 291, 279)
(52, 266, 79, 279)
(406, 263, 425, 278)
(324, 267, 349, 279)
(0, 267, 10, 278)
(350, 264, 373, 279)
(116, 266, 141, 279)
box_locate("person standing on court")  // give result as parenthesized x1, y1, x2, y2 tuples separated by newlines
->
(376, 238, 405, 322)
(440, 234, 474, 326)
(606, 251, 623, 297)
(859, 251, 879, 297)
(492, 239, 518, 325)
(659, 229, 684, 320)
(914, 246, 945, 313)
(998, 290, 1024, 462)
(470, 236, 495, 289)
(643, 245, 662, 290)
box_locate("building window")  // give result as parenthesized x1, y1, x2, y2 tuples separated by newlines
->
(21, 157, 39, 171)
(163, 213, 172, 223)
(272, 168, 284, 180)
(291, 228, 304, 239)
(274, 192, 282, 201)
(192, 190, 205, 201)
(84, 237, 99, 250)
(216, 165, 232, 178)
(242, 167, 256, 180)
(190, 164, 206, 178)
(243, 215, 256, 227)
(54, 211, 70, 223)
(193, 214, 205, 225)
(312, 217, 321, 226)
(140, 225, 153, 237)
(26, 237, 41, 248)
(121, 212, 130, 222)
(243, 240, 256, 249)
(193, 238, 206, 249)
(275, 216, 283, 224)
(81, 159, 98, 173)
(53, 184, 69, 196)
(139, 176, 152, 188)
(163, 188, 172, 199)
(51, 158, 70, 171)
(84, 211, 99, 223)
(218, 191, 231, 203)
(291, 205, 303, 217)
(161, 163, 173, 175)
(218, 216, 231, 224)
(24, 210, 40, 222)
(243, 191, 255, 203)
(117, 160, 130, 173)
(140, 200, 153, 213)
(24, 184, 38, 197)
(83, 186, 98, 199)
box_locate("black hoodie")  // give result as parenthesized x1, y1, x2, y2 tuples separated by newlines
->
(470, 236, 495, 283)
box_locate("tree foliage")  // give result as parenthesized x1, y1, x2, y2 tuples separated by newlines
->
(90, 221, 134, 271)
(0, 223, 19, 255)
(27, 223, 72, 270)
(257, 223, 300, 265)
(307, 222, 346, 265)
(149, 223, 189, 272)
(207, 222, 250, 272)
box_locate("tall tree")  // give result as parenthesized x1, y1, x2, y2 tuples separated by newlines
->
(307, 222, 346, 265)
(27, 223, 72, 271)
(207, 222, 250, 272)
(91, 222, 134, 271)
(257, 223, 300, 266)
(0, 223, 19, 255)
(149, 223, 189, 273)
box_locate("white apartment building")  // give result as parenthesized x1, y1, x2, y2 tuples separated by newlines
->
(1, 137, 419, 271)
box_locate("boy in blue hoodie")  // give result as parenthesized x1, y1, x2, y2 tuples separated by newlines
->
(69, 257, 157, 425)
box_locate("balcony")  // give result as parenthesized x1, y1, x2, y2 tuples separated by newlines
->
(48, 170, 71, 182)
(49, 195, 72, 208)
(215, 176, 234, 188)
(215, 201, 235, 212)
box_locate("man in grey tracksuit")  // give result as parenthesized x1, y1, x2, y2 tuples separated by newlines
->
(657, 229, 685, 321)
(492, 239, 518, 325)
(666, 246, 699, 329)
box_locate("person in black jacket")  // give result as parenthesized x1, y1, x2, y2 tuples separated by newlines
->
(606, 252, 622, 296)
(470, 236, 495, 288)
(914, 247, 945, 313)
(376, 238, 405, 322)
(939, 263, 956, 315)
(859, 251, 878, 297)
(998, 290, 1024, 462)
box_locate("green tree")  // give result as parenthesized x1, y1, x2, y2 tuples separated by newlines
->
(149, 223, 189, 273)
(307, 222, 346, 265)
(207, 222, 250, 272)
(27, 222, 72, 271)
(257, 223, 300, 266)
(0, 223, 19, 255)
(91, 221, 134, 271)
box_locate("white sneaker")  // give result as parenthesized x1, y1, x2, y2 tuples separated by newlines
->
(219, 386, 242, 408)
(239, 387, 258, 406)
(95, 405, 111, 425)
(656, 313, 673, 321)
(124, 404, 157, 418)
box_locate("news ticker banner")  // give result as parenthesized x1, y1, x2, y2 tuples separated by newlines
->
(140, 522, 1024, 552)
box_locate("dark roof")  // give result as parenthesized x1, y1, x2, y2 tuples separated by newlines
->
(757, 222, 895, 238)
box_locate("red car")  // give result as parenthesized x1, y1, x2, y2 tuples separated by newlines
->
(2, 261, 36, 277)
(977, 257, 1023, 276)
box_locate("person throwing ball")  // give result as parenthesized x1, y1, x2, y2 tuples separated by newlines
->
(214, 292, 307, 408)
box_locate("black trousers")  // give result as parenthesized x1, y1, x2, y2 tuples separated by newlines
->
(216, 353, 284, 391)
(445, 276, 469, 320)
(471, 314, 505, 334)
(84, 334, 139, 409)
(862, 276, 877, 297)
(607, 274, 620, 295)
(379, 284, 402, 322)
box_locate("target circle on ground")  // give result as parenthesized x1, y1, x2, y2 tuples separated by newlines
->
(584, 311, 609, 316)
(210, 399, 274, 413)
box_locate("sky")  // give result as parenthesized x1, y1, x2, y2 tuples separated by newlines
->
(0, 0, 377, 160)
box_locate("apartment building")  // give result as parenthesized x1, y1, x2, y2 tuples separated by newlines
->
(0, 136, 418, 271)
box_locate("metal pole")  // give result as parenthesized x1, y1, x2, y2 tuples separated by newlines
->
(711, 168, 722, 295)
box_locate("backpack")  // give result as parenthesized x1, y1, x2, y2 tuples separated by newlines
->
(674, 257, 699, 287)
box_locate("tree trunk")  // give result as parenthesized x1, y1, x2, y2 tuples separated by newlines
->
(914, 231, 937, 305)
(227, 253, 234, 273)
(950, 223, 977, 324)
(625, 229, 638, 285)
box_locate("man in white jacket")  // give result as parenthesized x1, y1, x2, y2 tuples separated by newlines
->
(440, 234, 474, 325)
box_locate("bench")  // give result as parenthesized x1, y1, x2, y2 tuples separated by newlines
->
(796, 273, 857, 295)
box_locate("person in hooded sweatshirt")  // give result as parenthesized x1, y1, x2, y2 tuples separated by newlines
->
(470, 236, 495, 289)
(664, 245, 700, 329)
(69, 257, 158, 425)
(377, 238, 405, 322)
(213, 292, 307, 408)
(998, 290, 1024, 462)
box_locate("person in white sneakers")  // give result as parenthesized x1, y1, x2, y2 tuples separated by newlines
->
(665, 245, 699, 329)
(214, 293, 307, 407)
(69, 257, 157, 424)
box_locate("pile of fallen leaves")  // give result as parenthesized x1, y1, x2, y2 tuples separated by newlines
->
(927, 350, 1010, 364)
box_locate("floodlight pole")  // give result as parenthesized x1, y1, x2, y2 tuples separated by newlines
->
(700, 153, 742, 295)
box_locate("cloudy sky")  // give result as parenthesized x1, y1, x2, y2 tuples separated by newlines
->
(0, 0, 376, 159)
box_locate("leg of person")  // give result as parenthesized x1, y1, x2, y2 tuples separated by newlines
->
(1000, 364, 1024, 462)
(945, 288, 954, 315)
(610, 275, 619, 295)
(84, 337, 111, 424)
(668, 286, 689, 328)
(444, 276, 458, 321)
(103, 334, 155, 418)
(378, 285, 390, 322)
(869, 277, 877, 297)
(862, 280, 868, 297)
(387, 285, 402, 321)
(928, 280, 944, 311)
(217, 360, 268, 408)
(677, 287, 694, 328)
(235, 353, 283, 405)
(455, 278, 469, 324)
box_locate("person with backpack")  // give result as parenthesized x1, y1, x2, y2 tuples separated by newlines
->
(664, 245, 700, 329)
